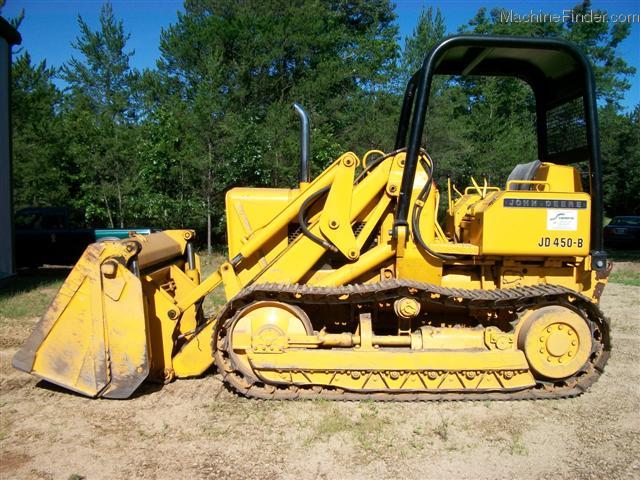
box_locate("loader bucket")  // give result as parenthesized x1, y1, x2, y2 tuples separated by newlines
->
(13, 230, 198, 399)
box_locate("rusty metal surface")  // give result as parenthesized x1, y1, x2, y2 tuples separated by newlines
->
(212, 280, 610, 401)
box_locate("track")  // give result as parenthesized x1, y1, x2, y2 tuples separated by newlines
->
(212, 281, 610, 401)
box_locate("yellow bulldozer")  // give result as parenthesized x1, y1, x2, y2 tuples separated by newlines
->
(14, 35, 611, 400)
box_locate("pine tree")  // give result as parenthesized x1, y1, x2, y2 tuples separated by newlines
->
(11, 53, 68, 209)
(60, 2, 140, 227)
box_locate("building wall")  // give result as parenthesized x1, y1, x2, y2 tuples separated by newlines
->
(0, 35, 12, 278)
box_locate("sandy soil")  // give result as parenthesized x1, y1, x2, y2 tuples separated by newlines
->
(1, 283, 639, 480)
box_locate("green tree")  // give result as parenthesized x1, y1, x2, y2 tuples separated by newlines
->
(60, 1, 140, 227)
(401, 6, 445, 78)
(154, 0, 400, 249)
(600, 104, 640, 215)
(11, 53, 68, 209)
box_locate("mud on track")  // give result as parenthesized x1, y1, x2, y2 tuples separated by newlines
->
(1, 282, 638, 479)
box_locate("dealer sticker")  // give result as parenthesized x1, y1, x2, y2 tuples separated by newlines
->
(547, 209, 578, 231)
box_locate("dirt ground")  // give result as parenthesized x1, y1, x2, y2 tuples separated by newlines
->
(1, 279, 639, 479)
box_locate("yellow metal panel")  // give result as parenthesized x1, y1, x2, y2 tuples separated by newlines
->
(533, 162, 584, 192)
(136, 230, 190, 269)
(470, 190, 591, 256)
(99, 263, 149, 398)
(225, 187, 296, 259)
(395, 243, 442, 284)
(172, 321, 216, 378)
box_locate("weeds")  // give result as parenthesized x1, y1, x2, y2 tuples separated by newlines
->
(308, 406, 390, 455)
(435, 415, 451, 442)
(509, 432, 528, 456)
(314, 409, 352, 439)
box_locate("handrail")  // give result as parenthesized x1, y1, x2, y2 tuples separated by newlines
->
(506, 180, 550, 191)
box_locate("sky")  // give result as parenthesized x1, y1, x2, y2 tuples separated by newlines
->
(2, 0, 639, 109)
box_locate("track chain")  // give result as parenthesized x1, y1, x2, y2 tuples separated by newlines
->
(212, 280, 610, 401)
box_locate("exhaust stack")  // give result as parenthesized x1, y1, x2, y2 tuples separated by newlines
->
(293, 103, 310, 183)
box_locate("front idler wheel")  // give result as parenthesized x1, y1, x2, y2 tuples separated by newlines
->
(517, 305, 592, 380)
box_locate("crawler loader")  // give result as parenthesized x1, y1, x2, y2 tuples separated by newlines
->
(14, 36, 611, 400)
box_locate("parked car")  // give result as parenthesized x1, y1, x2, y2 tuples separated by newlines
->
(14, 207, 157, 267)
(604, 216, 640, 248)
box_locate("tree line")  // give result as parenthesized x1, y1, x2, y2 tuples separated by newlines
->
(7, 1, 639, 250)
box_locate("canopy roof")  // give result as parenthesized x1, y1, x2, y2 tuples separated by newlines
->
(429, 35, 592, 108)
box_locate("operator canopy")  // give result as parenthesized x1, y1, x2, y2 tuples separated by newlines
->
(396, 35, 603, 253)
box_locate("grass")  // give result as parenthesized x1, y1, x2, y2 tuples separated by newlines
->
(199, 251, 228, 315)
(610, 268, 640, 286)
(309, 405, 390, 454)
(0, 268, 67, 319)
(609, 250, 640, 286)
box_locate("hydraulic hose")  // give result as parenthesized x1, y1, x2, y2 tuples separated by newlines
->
(411, 153, 462, 261)
(297, 186, 336, 252)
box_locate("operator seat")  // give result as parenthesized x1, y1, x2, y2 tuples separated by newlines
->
(506, 160, 541, 190)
